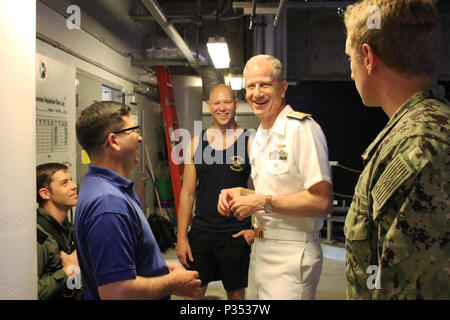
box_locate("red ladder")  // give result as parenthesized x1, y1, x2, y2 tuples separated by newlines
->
(156, 66, 184, 217)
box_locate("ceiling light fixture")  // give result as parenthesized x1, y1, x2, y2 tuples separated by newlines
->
(207, 37, 230, 69)
(226, 74, 243, 90)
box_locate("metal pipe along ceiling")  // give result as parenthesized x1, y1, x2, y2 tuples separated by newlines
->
(139, 0, 196, 65)
(139, 0, 226, 101)
(36, 32, 140, 85)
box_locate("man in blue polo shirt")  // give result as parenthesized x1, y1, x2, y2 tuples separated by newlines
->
(75, 101, 201, 299)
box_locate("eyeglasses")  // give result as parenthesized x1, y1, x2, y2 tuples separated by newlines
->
(113, 125, 141, 135)
(105, 125, 141, 147)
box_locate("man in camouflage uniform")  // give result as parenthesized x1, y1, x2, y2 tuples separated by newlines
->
(343, 0, 449, 299)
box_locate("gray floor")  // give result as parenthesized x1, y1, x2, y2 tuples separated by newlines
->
(163, 240, 346, 300)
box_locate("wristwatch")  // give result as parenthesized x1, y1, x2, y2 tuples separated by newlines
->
(263, 195, 272, 214)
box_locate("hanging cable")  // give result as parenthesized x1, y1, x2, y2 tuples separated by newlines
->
(335, 164, 362, 174)
(333, 192, 355, 199)
(249, 0, 257, 30)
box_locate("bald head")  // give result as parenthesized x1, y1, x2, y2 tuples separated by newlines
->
(209, 84, 234, 101)
(207, 84, 238, 128)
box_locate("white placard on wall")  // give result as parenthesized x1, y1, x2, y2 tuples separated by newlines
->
(36, 54, 76, 178)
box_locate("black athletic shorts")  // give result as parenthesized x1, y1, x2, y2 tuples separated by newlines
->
(187, 226, 251, 291)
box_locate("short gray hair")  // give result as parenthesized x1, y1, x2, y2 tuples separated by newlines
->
(243, 55, 284, 83)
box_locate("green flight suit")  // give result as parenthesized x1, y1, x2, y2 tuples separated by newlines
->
(344, 85, 450, 300)
(37, 224, 67, 300)
(36, 207, 77, 300)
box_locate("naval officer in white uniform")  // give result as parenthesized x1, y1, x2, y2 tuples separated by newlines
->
(218, 54, 333, 300)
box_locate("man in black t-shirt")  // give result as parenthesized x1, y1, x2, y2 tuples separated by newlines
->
(177, 84, 254, 300)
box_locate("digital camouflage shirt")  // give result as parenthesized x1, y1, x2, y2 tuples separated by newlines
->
(344, 85, 450, 300)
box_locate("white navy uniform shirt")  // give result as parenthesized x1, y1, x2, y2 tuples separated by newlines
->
(250, 105, 332, 233)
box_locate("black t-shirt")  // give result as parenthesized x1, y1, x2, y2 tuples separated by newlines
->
(193, 129, 252, 232)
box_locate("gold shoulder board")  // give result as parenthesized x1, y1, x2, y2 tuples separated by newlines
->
(287, 111, 311, 120)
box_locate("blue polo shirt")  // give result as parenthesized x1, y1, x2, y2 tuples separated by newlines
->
(75, 165, 169, 300)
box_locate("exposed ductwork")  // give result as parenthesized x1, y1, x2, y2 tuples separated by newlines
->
(133, 84, 160, 100)
(39, 0, 228, 102)
(139, 0, 225, 101)
(38, 0, 163, 102)
(234, 1, 358, 13)
(145, 47, 208, 66)
(130, 0, 240, 24)
(197, 66, 226, 101)
(139, 0, 197, 65)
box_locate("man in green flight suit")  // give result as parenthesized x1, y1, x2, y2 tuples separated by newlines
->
(36, 163, 80, 299)
(343, 0, 449, 299)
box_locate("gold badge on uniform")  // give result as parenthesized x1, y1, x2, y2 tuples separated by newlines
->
(230, 156, 244, 172)
(287, 111, 311, 120)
